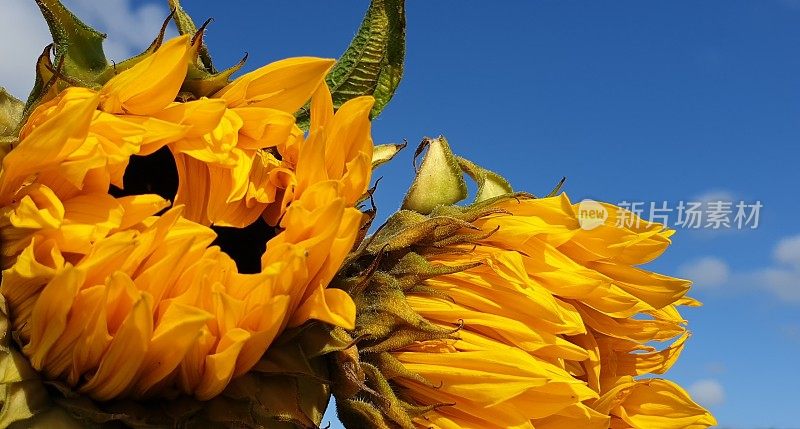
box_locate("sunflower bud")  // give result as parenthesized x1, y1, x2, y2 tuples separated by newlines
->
(401, 137, 468, 214)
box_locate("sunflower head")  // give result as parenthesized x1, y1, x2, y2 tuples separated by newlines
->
(327, 137, 716, 429)
(0, 0, 407, 427)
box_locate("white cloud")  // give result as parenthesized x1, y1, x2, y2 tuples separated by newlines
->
(685, 234, 800, 303)
(0, 0, 170, 99)
(694, 190, 737, 206)
(683, 189, 750, 238)
(773, 234, 800, 268)
(754, 266, 800, 303)
(688, 379, 725, 407)
(753, 234, 800, 303)
(678, 257, 730, 288)
(0, 0, 53, 98)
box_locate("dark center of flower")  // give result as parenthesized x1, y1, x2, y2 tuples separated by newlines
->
(109, 147, 178, 202)
(211, 221, 277, 274)
(110, 148, 277, 274)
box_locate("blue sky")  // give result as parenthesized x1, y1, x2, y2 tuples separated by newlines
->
(3, 1, 799, 427)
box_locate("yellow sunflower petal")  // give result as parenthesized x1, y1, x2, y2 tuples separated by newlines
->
(195, 328, 250, 400)
(288, 285, 356, 330)
(0, 89, 99, 203)
(133, 302, 212, 396)
(100, 35, 192, 115)
(234, 107, 296, 149)
(80, 273, 153, 400)
(594, 377, 717, 429)
(214, 57, 334, 112)
(23, 266, 83, 369)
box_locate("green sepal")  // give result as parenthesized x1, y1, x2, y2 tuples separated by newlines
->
(0, 89, 23, 137)
(25, 0, 113, 117)
(0, 296, 85, 429)
(547, 176, 567, 197)
(401, 137, 468, 215)
(388, 252, 481, 290)
(372, 141, 407, 169)
(226, 342, 331, 429)
(296, 0, 406, 129)
(457, 156, 513, 203)
(337, 398, 395, 429)
(183, 53, 248, 99)
(335, 359, 437, 429)
(329, 255, 465, 429)
(94, 11, 175, 83)
(169, 11, 248, 99)
(367, 212, 473, 253)
(23, 45, 65, 119)
(168, 0, 216, 73)
(361, 203, 513, 254)
(34, 0, 108, 85)
(0, 89, 23, 160)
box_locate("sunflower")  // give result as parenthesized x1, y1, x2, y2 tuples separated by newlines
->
(0, 33, 374, 402)
(389, 194, 716, 428)
(329, 156, 716, 429)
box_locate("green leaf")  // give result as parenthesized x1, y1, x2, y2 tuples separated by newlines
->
(34, 0, 108, 84)
(296, 0, 406, 129)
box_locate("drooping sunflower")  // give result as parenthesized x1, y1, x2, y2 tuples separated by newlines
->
(0, 0, 409, 424)
(328, 138, 716, 429)
(0, 28, 373, 404)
